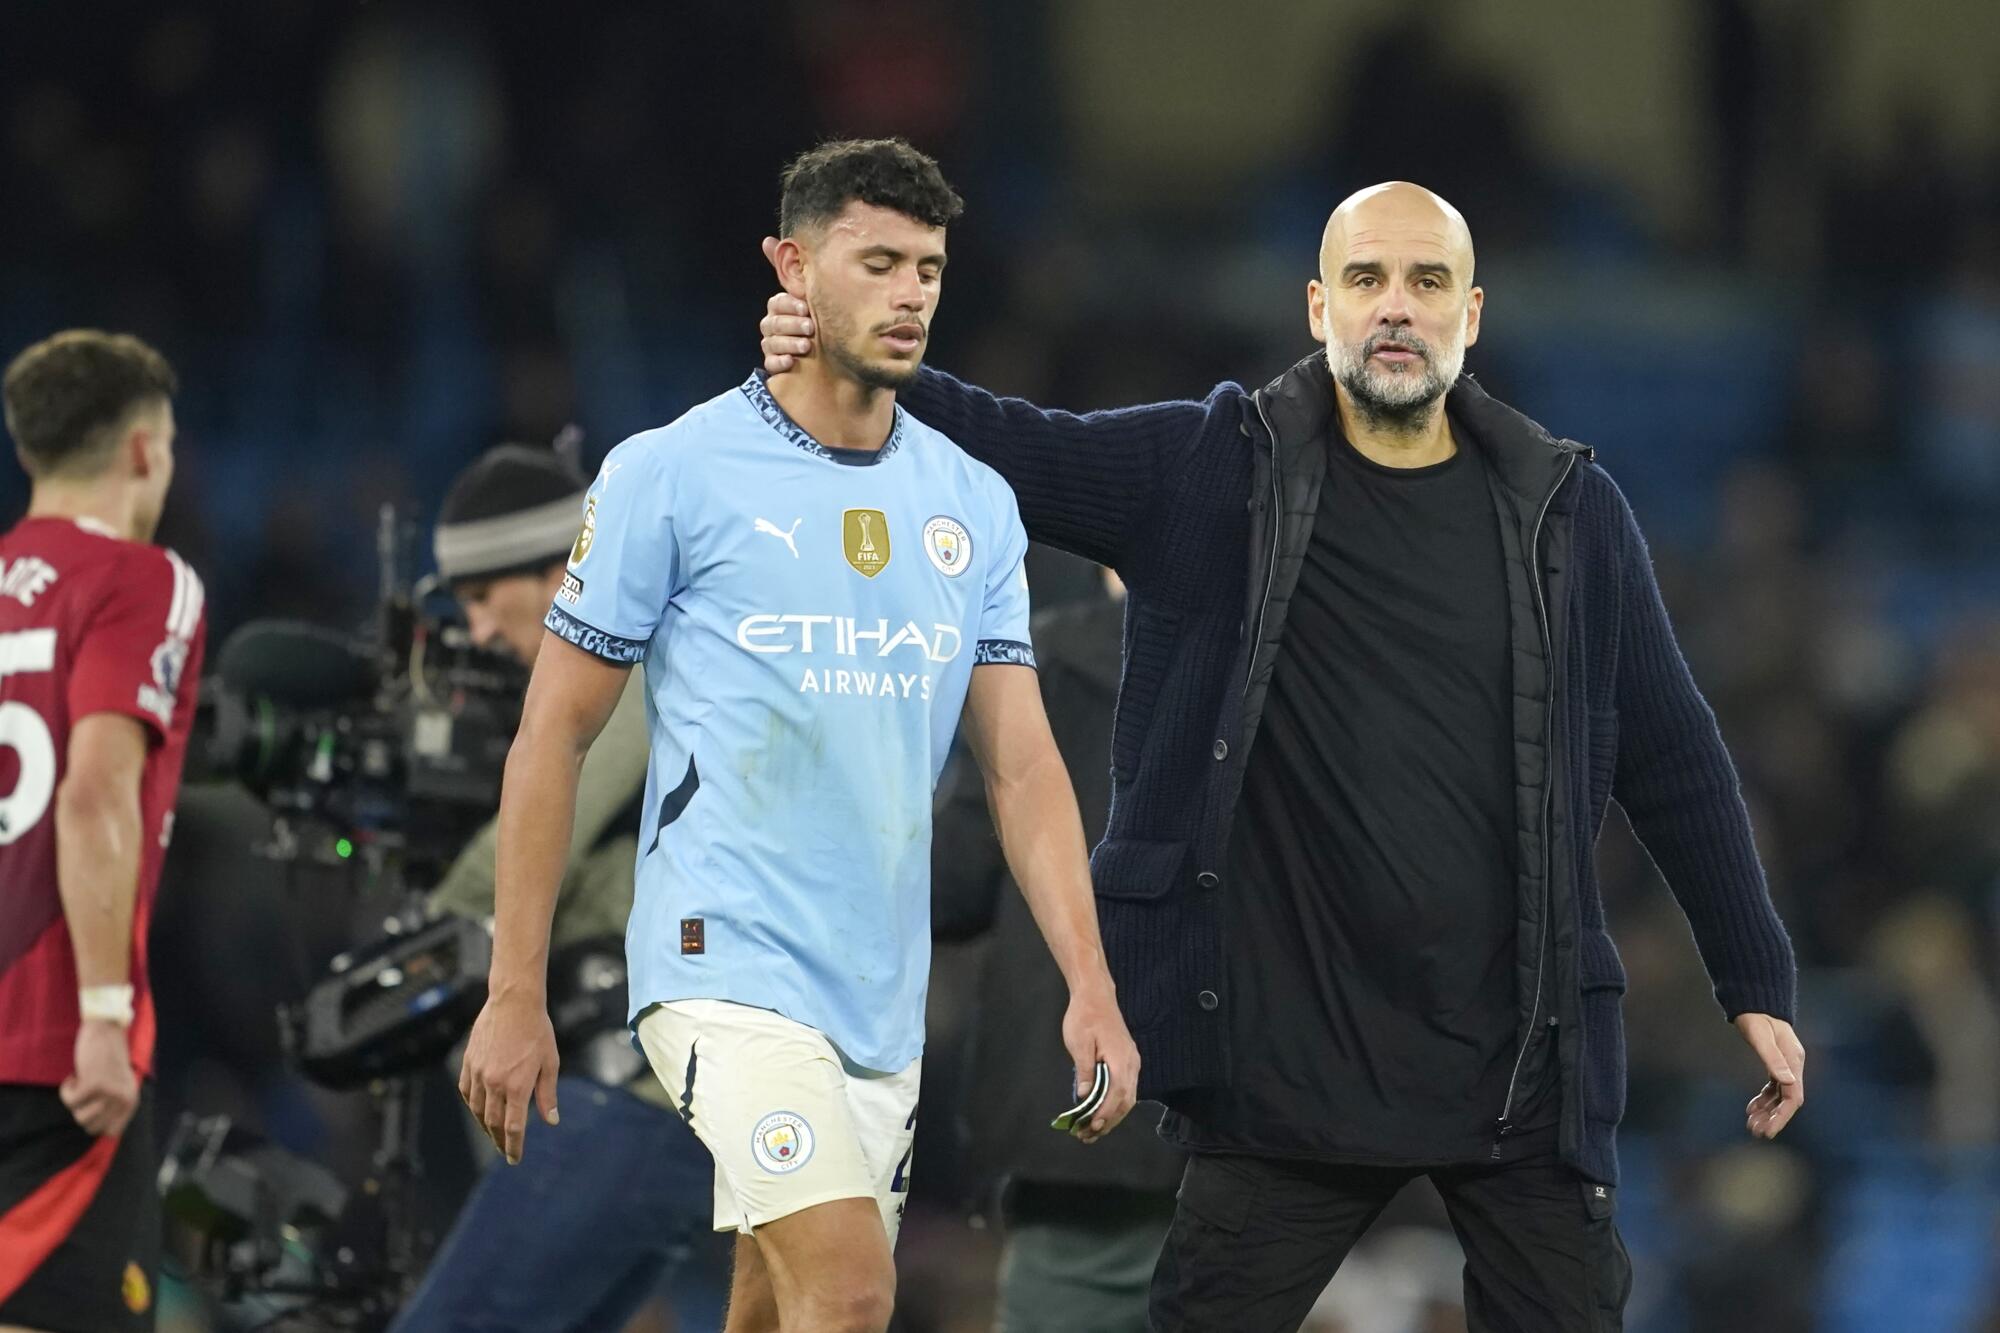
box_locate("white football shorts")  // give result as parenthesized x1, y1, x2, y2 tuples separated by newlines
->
(636, 998, 920, 1243)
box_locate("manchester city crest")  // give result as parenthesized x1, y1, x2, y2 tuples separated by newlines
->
(750, 1110, 815, 1174)
(922, 515, 972, 577)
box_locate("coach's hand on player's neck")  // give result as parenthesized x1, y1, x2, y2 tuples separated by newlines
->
(763, 199, 945, 453)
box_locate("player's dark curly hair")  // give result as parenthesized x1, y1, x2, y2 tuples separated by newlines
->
(778, 137, 963, 237)
(4, 329, 178, 478)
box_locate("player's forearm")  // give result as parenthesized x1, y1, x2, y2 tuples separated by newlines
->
(488, 723, 590, 997)
(986, 751, 1113, 996)
(54, 779, 144, 989)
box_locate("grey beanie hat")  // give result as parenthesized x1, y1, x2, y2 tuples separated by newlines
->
(433, 442, 590, 583)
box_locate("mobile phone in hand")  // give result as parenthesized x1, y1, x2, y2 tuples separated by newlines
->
(1051, 1060, 1110, 1134)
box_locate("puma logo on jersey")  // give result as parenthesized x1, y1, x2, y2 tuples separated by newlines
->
(754, 517, 802, 559)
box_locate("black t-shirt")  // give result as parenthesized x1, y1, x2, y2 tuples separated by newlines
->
(1166, 422, 1555, 1164)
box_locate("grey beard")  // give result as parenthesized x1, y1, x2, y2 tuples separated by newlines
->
(1328, 335, 1463, 435)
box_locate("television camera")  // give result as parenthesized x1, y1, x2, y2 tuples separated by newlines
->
(158, 507, 544, 1328)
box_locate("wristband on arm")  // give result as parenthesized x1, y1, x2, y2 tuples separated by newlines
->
(79, 984, 135, 1027)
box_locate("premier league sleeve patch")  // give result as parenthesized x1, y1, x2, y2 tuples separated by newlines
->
(570, 494, 598, 566)
(750, 1110, 816, 1174)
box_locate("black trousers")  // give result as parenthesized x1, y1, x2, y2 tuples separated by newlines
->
(1148, 1132, 1630, 1333)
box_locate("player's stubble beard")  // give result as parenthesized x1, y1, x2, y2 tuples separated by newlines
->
(816, 297, 925, 393)
(1327, 322, 1466, 437)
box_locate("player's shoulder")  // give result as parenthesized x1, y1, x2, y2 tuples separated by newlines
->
(63, 526, 200, 596)
(33, 537, 205, 653)
(110, 543, 205, 627)
(100, 536, 193, 581)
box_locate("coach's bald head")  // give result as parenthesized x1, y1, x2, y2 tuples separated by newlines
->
(1320, 182, 1476, 287)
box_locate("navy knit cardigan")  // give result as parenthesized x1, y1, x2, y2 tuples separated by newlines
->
(900, 362, 1797, 1184)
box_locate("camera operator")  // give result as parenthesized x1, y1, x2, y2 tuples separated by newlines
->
(388, 443, 717, 1333)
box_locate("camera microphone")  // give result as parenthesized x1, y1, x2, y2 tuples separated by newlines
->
(215, 620, 377, 708)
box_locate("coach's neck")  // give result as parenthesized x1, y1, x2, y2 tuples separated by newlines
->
(768, 358, 897, 453)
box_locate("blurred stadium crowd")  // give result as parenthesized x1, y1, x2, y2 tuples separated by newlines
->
(2, 3, 1996, 1330)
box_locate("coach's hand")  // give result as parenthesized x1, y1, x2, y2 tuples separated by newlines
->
(459, 984, 560, 1165)
(1734, 1012, 1805, 1140)
(1062, 979, 1140, 1144)
(61, 1020, 139, 1137)
(760, 237, 816, 374)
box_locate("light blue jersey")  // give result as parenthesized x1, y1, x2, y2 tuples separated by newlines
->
(545, 372, 1034, 1072)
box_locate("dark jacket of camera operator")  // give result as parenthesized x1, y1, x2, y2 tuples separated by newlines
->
(429, 682, 647, 953)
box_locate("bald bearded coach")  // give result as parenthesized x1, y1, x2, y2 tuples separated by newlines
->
(760, 183, 1807, 1333)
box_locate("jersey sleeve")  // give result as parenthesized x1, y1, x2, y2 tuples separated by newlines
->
(67, 548, 204, 740)
(971, 482, 1036, 669)
(544, 434, 683, 664)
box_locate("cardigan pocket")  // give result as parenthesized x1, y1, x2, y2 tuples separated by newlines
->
(1091, 838, 1196, 1040)
(1090, 837, 1190, 901)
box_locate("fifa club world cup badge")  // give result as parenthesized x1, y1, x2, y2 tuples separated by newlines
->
(843, 508, 890, 577)
(751, 1110, 815, 1174)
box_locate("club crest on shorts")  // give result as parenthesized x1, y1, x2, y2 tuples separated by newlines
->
(751, 1110, 815, 1174)
(123, 1261, 152, 1313)
(842, 508, 890, 577)
(922, 515, 972, 577)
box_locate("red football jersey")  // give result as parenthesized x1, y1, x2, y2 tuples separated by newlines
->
(0, 516, 205, 1085)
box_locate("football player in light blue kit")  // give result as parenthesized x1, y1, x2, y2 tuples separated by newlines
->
(459, 139, 1141, 1333)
